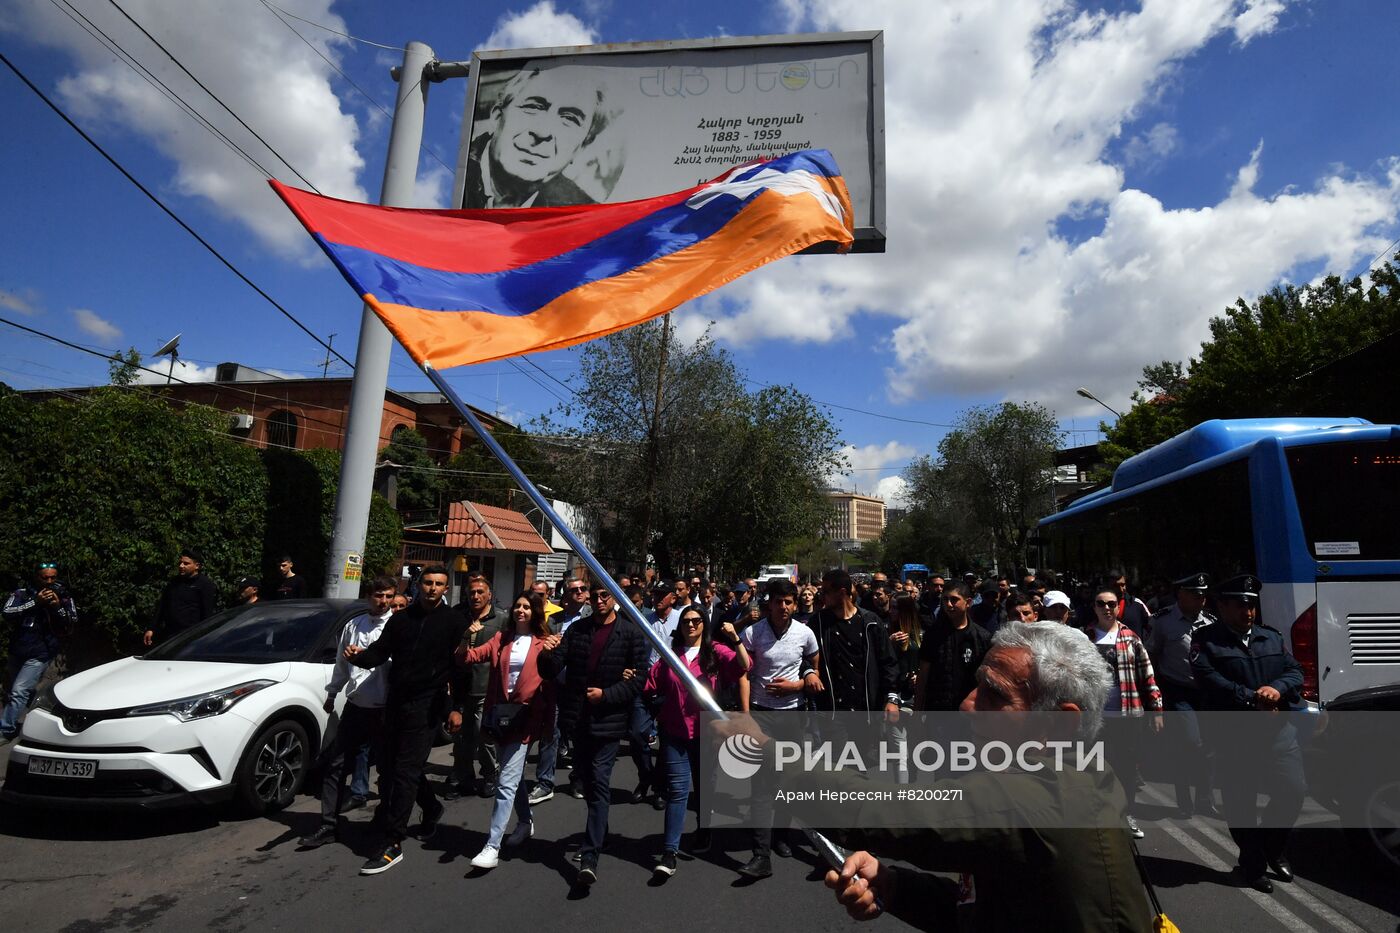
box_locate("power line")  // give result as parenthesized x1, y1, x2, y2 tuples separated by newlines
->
(44, 0, 278, 182)
(256, 0, 456, 175)
(256, 0, 405, 51)
(0, 49, 351, 370)
(104, 0, 321, 191)
(743, 377, 956, 429)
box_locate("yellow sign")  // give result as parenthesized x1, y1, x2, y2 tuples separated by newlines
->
(344, 552, 363, 583)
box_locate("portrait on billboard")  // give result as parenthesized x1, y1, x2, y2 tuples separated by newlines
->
(462, 61, 626, 209)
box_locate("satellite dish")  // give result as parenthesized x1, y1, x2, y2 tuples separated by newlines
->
(152, 333, 182, 358)
(151, 334, 182, 384)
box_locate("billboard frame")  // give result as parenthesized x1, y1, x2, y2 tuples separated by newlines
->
(451, 31, 886, 252)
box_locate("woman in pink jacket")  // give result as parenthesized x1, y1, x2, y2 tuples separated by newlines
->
(644, 603, 749, 879)
(455, 591, 559, 870)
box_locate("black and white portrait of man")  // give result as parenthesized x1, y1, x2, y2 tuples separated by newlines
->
(463, 63, 623, 209)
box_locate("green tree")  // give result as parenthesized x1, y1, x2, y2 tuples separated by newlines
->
(441, 427, 554, 510)
(537, 320, 844, 579)
(377, 426, 441, 511)
(0, 387, 402, 660)
(0, 385, 266, 651)
(1102, 263, 1400, 471)
(902, 403, 1060, 572)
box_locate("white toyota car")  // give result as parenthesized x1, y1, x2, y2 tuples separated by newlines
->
(2, 599, 365, 813)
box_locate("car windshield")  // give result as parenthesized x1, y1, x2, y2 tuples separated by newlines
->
(145, 603, 342, 663)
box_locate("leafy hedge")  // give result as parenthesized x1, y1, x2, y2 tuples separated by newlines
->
(0, 385, 401, 657)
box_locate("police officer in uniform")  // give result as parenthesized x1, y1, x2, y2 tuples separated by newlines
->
(1190, 574, 1305, 893)
(1145, 572, 1218, 817)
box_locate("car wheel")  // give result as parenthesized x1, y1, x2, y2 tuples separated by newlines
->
(1345, 778, 1400, 877)
(234, 719, 310, 816)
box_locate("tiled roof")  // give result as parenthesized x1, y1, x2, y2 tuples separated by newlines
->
(445, 500, 553, 554)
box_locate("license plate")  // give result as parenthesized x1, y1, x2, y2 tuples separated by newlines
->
(27, 755, 97, 779)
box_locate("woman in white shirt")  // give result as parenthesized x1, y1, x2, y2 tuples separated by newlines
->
(456, 591, 560, 869)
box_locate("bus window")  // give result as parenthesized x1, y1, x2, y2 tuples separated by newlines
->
(1287, 439, 1400, 560)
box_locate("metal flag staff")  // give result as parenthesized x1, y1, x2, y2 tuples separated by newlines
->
(421, 361, 857, 875)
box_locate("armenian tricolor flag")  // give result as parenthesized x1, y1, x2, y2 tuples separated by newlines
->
(272, 149, 853, 369)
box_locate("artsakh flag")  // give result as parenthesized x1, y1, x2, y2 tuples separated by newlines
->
(271, 149, 853, 369)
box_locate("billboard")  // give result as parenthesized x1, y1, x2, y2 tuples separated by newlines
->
(452, 32, 885, 252)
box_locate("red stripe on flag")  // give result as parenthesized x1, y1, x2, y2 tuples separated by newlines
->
(270, 181, 703, 275)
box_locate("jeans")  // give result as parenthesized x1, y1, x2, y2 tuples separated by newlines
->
(319, 703, 384, 828)
(535, 706, 559, 790)
(628, 696, 657, 792)
(486, 739, 533, 847)
(1100, 715, 1142, 813)
(1, 656, 49, 736)
(575, 733, 621, 857)
(350, 743, 371, 799)
(452, 694, 499, 787)
(660, 732, 701, 854)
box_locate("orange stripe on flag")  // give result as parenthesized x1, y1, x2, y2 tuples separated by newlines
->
(369, 186, 852, 369)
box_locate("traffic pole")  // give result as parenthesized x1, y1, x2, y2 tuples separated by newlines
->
(322, 41, 435, 597)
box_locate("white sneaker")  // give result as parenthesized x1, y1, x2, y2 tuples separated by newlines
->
(470, 845, 500, 869)
(505, 819, 534, 847)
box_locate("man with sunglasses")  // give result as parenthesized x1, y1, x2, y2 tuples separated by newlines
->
(3, 562, 78, 742)
(538, 581, 650, 885)
(531, 576, 593, 803)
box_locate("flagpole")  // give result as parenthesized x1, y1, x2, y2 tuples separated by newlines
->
(420, 360, 854, 874)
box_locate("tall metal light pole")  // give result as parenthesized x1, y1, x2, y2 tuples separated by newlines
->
(322, 41, 435, 597)
(1076, 386, 1123, 419)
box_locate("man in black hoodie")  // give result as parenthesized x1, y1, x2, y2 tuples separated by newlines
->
(346, 566, 468, 875)
(144, 548, 217, 647)
(538, 579, 649, 886)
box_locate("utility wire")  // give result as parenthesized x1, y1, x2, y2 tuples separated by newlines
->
(0, 50, 351, 370)
(104, 0, 321, 192)
(256, 0, 456, 175)
(257, 0, 405, 51)
(44, 0, 278, 182)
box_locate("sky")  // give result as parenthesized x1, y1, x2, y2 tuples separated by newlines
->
(3, 0, 1399, 507)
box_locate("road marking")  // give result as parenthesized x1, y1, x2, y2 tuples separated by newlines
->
(1141, 786, 1369, 933)
(1149, 816, 1319, 933)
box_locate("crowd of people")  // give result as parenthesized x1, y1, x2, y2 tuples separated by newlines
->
(2, 551, 1307, 926)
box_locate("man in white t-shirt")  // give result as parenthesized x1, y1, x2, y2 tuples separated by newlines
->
(300, 576, 398, 848)
(737, 579, 822, 879)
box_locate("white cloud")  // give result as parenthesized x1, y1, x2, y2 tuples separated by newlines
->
(134, 359, 221, 384)
(1123, 122, 1179, 167)
(1234, 0, 1289, 45)
(830, 440, 917, 496)
(874, 474, 909, 508)
(71, 308, 122, 341)
(8, 0, 367, 258)
(480, 2, 598, 51)
(696, 0, 1399, 419)
(409, 162, 454, 209)
(0, 287, 40, 316)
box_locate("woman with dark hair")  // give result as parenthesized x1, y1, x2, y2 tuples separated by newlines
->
(887, 596, 923, 782)
(644, 603, 749, 878)
(1086, 585, 1163, 840)
(456, 591, 559, 870)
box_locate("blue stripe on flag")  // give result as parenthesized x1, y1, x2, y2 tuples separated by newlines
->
(323, 149, 843, 316)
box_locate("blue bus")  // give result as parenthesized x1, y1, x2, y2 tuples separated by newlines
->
(1038, 418, 1400, 709)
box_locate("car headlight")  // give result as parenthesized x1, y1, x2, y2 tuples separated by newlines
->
(126, 680, 277, 722)
(33, 683, 57, 713)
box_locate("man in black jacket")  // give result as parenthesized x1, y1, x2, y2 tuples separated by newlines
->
(448, 573, 508, 800)
(144, 548, 217, 647)
(538, 580, 649, 885)
(346, 566, 468, 875)
(809, 569, 900, 724)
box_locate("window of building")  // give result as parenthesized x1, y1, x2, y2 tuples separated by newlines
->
(267, 409, 299, 449)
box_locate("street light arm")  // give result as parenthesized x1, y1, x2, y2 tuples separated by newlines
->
(1075, 387, 1122, 419)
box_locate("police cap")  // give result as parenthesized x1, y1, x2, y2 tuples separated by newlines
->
(1216, 573, 1261, 601)
(1173, 572, 1210, 593)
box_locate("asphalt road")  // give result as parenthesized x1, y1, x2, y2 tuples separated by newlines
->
(2, 747, 1397, 933)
